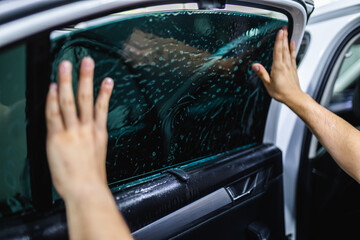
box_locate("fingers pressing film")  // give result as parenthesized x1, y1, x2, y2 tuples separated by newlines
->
(48, 58, 113, 133)
(252, 63, 270, 84)
(78, 57, 94, 124)
(58, 61, 79, 129)
(273, 29, 283, 66)
(95, 78, 114, 130)
(46, 83, 64, 135)
(253, 26, 294, 85)
(282, 27, 291, 64)
(290, 40, 297, 68)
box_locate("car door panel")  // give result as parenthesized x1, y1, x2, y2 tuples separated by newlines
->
(0, 1, 312, 239)
(0, 145, 283, 240)
(115, 145, 282, 235)
(121, 144, 283, 240)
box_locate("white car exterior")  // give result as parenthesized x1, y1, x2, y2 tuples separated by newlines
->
(10, 0, 360, 239)
(265, 0, 360, 238)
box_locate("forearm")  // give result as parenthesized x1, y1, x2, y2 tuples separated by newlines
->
(286, 92, 360, 182)
(65, 185, 133, 240)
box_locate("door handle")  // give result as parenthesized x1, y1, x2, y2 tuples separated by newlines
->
(226, 172, 259, 201)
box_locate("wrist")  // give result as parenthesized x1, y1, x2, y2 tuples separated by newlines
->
(281, 90, 308, 108)
(284, 91, 316, 119)
(63, 182, 110, 205)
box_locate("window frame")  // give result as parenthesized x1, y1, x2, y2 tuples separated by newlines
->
(0, 31, 53, 223)
(0, 0, 307, 228)
(50, 8, 289, 187)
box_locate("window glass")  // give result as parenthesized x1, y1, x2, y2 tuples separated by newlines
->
(51, 9, 287, 185)
(309, 35, 360, 158)
(296, 32, 310, 66)
(0, 45, 31, 217)
(329, 36, 360, 123)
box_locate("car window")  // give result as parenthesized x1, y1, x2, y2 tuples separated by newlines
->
(328, 36, 360, 121)
(0, 44, 31, 218)
(310, 33, 360, 158)
(296, 32, 310, 66)
(51, 8, 288, 186)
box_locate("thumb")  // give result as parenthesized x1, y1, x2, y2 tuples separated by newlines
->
(252, 63, 270, 84)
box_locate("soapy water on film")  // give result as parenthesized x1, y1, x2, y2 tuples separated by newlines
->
(50, 10, 286, 183)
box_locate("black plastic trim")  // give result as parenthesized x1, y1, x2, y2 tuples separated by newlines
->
(26, 32, 53, 211)
(165, 168, 190, 183)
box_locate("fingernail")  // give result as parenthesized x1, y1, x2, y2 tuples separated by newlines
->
(283, 25, 288, 32)
(253, 65, 260, 72)
(60, 61, 71, 73)
(49, 83, 58, 93)
(291, 40, 296, 47)
(82, 57, 94, 70)
(279, 30, 283, 37)
(104, 78, 114, 88)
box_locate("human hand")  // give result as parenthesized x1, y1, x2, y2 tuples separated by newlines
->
(252, 28, 304, 105)
(45, 57, 113, 201)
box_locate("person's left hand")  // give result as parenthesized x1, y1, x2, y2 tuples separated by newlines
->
(45, 57, 113, 201)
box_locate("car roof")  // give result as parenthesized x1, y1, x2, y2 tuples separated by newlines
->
(309, 0, 360, 24)
(0, 0, 312, 49)
(0, 0, 72, 24)
(0, 0, 314, 25)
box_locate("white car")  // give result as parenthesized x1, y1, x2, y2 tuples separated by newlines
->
(272, 0, 360, 239)
(5, 0, 358, 240)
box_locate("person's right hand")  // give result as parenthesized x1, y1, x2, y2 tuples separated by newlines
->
(252, 28, 304, 105)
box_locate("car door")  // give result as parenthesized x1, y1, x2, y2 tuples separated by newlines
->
(0, 1, 312, 239)
(297, 10, 360, 240)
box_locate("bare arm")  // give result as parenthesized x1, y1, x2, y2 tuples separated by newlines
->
(252, 28, 360, 182)
(45, 57, 133, 240)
